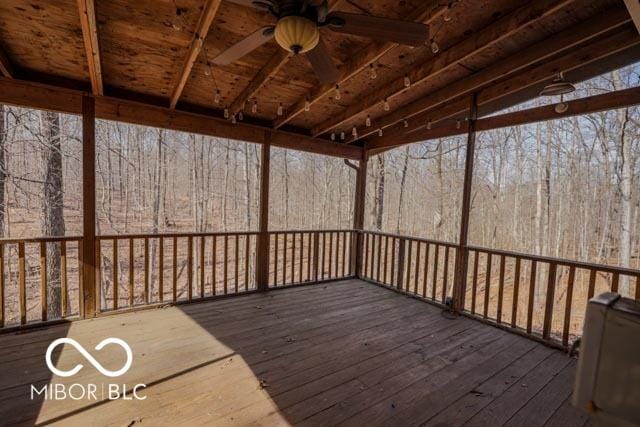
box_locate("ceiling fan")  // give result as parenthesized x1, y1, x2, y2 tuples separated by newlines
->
(214, 0, 430, 84)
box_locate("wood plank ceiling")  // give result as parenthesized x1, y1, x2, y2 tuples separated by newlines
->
(0, 0, 637, 151)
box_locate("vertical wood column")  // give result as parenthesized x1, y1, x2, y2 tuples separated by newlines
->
(352, 151, 368, 277)
(81, 95, 97, 317)
(255, 133, 271, 291)
(452, 93, 478, 312)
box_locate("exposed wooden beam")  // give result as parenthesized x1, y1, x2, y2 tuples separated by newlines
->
(0, 44, 13, 78)
(366, 26, 638, 153)
(369, 84, 640, 151)
(312, 0, 576, 137)
(0, 77, 362, 160)
(229, 50, 289, 116)
(624, 0, 640, 34)
(355, 6, 631, 142)
(169, 0, 223, 109)
(77, 0, 103, 95)
(273, 0, 447, 129)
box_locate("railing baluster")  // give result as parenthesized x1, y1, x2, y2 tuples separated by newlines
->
(283, 233, 288, 285)
(376, 234, 382, 283)
(383, 235, 389, 284)
(0, 244, 3, 326)
(587, 269, 596, 299)
(307, 233, 312, 281)
(543, 262, 558, 340)
(19, 242, 26, 325)
(299, 233, 304, 283)
(422, 243, 430, 297)
(511, 257, 521, 328)
(113, 239, 118, 310)
(313, 232, 319, 282)
(442, 246, 449, 303)
(223, 235, 228, 294)
(188, 236, 193, 301)
(396, 239, 406, 290)
(172, 237, 178, 301)
(40, 241, 47, 321)
(235, 234, 239, 293)
(363, 232, 369, 278)
(497, 255, 505, 323)
(414, 242, 421, 294)
(636, 274, 640, 300)
(406, 240, 413, 291)
(96, 241, 102, 311)
(291, 232, 296, 283)
(471, 250, 479, 314)
(201, 236, 206, 298)
(158, 237, 163, 302)
(390, 237, 396, 287)
(527, 260, 537, 334)
(321, 232, 327, 280)
(431, 245, 439, 301)
(129, 238, 135, 306)
(483, 252, 492, 319)
(245, 235, 250, 291)
(611, 272, 619, 293)
(341, 232, 347, 277)
(274, 233, 278, 287)
(327, 232, 333, 279)
(143, 238, 150, 304)
(60, 241, 67, 317)
(212, 236, 217, 296)
(562, 266, 576, 346)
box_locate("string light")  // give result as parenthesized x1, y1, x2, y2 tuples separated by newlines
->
(214, 89, 221, 104)
(238, 111, 244, 121)
(252, 100, 258, 114)
(335, 84, 341, 100)
(444, 2, 453, 21)
(369, 63, 377, 80)
(456, 119, 461, 129)
(330, 133, 336, 141)
(352, 126, 358, 138)
(383, 98, 390, 111)
(365, 114, 371, 127)
(231, 114, 237, 124)
(277, 102, 284, 116)
(224, 107, 229, 119)
(403, 119, 409, 128)
(304, 98, 311, 112)
(340, 131, 345, 141)
(378, 128, 383, 137)
(430, 38, 439, 54)
(427, 120, 432, 130)
(404, 74, 411, 88)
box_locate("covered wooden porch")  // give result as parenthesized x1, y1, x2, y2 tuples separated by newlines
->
(1, 279, 587, 426)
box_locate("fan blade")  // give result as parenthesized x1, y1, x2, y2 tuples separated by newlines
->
(306, 39, 340, 84)
(212, 27, 274, 66)
(327, 12, 429, 46)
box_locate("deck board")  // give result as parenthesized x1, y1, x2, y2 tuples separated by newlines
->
(0, 279, 589, 426)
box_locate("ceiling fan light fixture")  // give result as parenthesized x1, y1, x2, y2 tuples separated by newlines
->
(275, 16, 320, 55)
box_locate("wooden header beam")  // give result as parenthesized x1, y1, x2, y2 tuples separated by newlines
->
(368, 85, 640, 151)
(77, 0, 103, 95)
(169, 0, 222, 109)
(311, 0, 576, 137)
(273, 0, 447, 130)
(0, 77, 362, 160)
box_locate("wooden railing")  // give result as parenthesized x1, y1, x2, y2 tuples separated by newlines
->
(0, 236, 82, 328)
(95, 232, 259, 313)
(359, 231, 458, 306)
(268, 230, 355, 288)
(465, 246, 640, 347)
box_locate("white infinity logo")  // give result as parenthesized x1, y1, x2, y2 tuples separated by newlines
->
(45, 338, 133, 378)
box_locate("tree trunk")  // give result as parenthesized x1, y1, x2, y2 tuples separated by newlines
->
(375, 154, 385, 230)
(0, 104, 6, 237)
(42, 110, 65, 318)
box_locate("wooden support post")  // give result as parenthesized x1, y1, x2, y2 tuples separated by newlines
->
(255, 133, 271, 291)
(452, 93, 478, 312)
(81, 95, 97, 318)
(352, 151, 368, 277)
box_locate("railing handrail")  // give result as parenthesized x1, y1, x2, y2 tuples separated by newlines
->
(97, 231, 260, 239)
(0, 236, 82, 244)
(359, 230, 459, 249)
(269, 229, 355, 234)
(468, 245, 640, 276)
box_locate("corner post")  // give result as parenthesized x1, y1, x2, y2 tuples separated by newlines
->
(256, 133, 271, 291)
(352, 150, 368, 277)
(80, 95, 96, 318)
(452, 93, 478, 312)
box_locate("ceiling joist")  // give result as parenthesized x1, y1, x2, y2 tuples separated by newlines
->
(169, 0, 223, 109)
(356, 6, 632, 142)
(77, 0, 103, 95)
(312, 0, 577, 137)
(623, 0, 640, 34)
(0, 44, 13, 78)
(272, 0, 448, 129)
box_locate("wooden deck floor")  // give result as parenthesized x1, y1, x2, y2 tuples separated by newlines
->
(0, 279, 590, 426)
